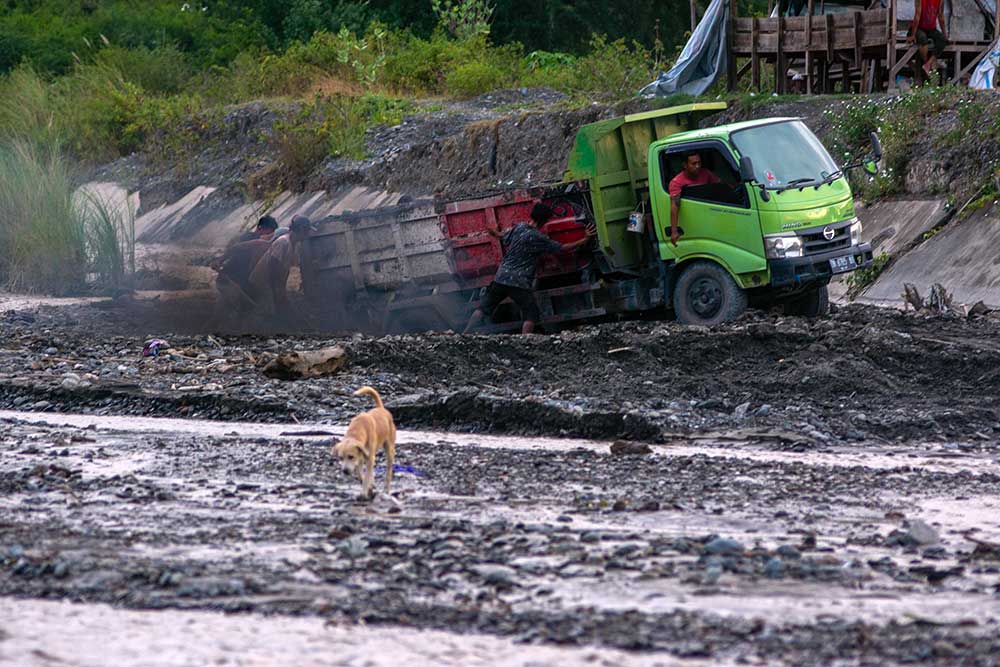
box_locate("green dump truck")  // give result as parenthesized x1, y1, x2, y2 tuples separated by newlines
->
(303, 102, 877, 331)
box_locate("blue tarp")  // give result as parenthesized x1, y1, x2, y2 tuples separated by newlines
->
(639, 0, 729, 97)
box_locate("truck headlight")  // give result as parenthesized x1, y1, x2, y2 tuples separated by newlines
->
(764, 234, 803, 259)
(849, 219, 863, 245)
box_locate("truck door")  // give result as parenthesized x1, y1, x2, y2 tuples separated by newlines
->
(653, 142, 767, 275)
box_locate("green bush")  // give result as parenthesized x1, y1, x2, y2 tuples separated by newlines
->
(445, 61, 508, 98)
(571, 34, 653, 98)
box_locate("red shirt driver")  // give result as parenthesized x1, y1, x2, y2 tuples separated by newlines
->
(668, 152, 719, 246)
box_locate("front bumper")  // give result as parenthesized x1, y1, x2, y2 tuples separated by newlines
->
(768, 242, 873, 288)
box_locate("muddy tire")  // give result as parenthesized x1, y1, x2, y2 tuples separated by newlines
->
(673, 261, 748, 326)
(784, 285, 830, 318)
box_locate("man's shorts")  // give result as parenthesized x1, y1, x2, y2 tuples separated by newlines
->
(916, 29, 946, 58)
(480, 282, 540, 322)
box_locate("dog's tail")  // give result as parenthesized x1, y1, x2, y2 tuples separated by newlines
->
(354, 386, 383, 409)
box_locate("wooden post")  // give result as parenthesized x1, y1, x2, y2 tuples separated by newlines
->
(996, 0, 999, 41)
(751, 18, 761, 90)
(806, 0, 815, 94)
(690, 0, 698, 32)
(776, 17, 786, 93)
(727, 0, 738, 90)
(853, 10, 862, 68)
(888, 0, 898, 90)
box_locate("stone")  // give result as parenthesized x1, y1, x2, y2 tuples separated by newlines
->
(733, 402, 752, 419)
(763, 557, 785, 579)
(610, 441, 652, 456)
(704, 537, 744, 556)
(471, 564, 518, 587)
(262, 346, 347, 380)
(905, 519, 939, 546)
(776, 544, 802, 560)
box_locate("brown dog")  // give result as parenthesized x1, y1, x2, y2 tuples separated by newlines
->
(332, 386, 397, 499)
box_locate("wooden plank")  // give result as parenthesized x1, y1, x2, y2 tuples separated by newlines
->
(853, 11, 862, 65)
(954, 43, 993, 82)
(691, 0, 698, 32)
(341, 225, 365, 290)
(776, 17, 786, 94)
(885, 0, 894, 91)
(826, 14, 834, 60)
(888, 0, 898, 83)
(728, 0, 738, 90)
(806, 0, 814, 93)
(390, 219, 412, 283)
(996, 0, 999, 41)
(751, 18, 761, 90)
(889, 44, 918, 78)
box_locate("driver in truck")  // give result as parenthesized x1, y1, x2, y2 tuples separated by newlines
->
(463, 203, 595, 335)
(669, 152, 719, 246)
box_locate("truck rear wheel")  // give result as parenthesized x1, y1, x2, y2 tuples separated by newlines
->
(673, 261, 748, 326)
(784, 285, 829, 317)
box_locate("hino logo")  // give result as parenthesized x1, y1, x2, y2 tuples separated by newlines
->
(822, 226, 836, 241)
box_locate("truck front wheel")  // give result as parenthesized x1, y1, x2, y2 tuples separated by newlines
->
(673, 261, 748, 326)
(783, 285, 830, 317)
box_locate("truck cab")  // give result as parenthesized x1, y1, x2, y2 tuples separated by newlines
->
(649, 117, 874, 323)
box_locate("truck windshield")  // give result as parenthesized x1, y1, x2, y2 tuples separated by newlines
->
(731, 120, 839, 190)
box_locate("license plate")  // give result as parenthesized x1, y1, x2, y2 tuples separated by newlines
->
(829, 255, 857, 274)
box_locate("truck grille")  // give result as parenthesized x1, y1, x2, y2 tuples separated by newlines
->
(798, 221, 851, 256)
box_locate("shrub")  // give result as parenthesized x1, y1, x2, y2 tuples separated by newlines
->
(445, 61, 507, 98)
(431, 0, 494, 40)
(571, 35, 654, 98)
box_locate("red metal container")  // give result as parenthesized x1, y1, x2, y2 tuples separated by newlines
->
(438, 189, 587, 289)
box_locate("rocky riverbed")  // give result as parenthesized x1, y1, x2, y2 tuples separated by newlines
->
(2, 296, 1000, 665)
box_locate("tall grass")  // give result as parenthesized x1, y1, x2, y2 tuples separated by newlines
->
(0, 138, 85, 293)
(0, 138, 135, 294)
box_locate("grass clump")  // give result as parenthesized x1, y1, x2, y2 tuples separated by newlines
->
(845, 251, 891, 299)
(0, 139, 85, 293)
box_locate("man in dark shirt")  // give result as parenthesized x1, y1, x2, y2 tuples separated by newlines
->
(463, 203, 594, 335)
(213, 238, 272, 314)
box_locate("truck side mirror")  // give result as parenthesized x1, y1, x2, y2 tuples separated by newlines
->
(739, 156, 755, 183)
(869, 132, 882, 162)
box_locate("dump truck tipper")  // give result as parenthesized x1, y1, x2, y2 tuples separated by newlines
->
(301, 102, 876, 332)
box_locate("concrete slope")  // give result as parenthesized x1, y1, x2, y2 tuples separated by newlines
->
(864, 205, 1000, 306)
(829, 197, 948, 303)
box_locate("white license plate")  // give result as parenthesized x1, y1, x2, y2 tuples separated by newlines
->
(829, 255, 858, 274)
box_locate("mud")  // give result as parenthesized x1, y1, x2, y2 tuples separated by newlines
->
(3, 298, 1000, 445)
(2, 412, 1000, 665)
(4, 298, 1000, 664)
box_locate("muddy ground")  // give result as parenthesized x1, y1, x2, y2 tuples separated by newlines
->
(3, 298, 1000, 665)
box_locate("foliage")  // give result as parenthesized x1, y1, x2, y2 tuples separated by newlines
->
(845, 252, 891, 299)
(431, 0, 494, 40)
(0, 138, 84, 293)
(0, 137, 134, 294)
(823, 86, 968, 201)
(571, 35, 653, 100)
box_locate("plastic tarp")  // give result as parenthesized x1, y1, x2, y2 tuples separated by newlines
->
(639, 0, 729, 97)
(970, 40, 1000, 88)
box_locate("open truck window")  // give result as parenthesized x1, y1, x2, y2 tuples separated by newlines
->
(660, 144, 748, 209)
